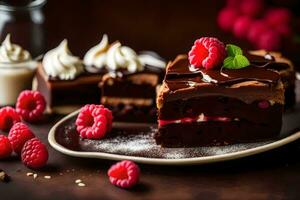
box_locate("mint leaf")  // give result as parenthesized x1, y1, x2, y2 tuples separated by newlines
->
(223, 56, 234, 68)
(223, 55, 250, 69)
(226, 44, 243, 57)
(235, 55, 250, 68)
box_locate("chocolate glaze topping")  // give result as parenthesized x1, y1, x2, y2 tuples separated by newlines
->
(166, 54, 283, 90)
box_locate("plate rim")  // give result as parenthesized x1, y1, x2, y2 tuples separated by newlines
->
(48, 110, 300, 165)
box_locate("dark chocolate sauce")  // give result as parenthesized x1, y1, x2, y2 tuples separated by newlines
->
(166, 53, 284, 90)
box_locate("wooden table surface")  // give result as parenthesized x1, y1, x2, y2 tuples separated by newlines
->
(1, 114, 300, 200)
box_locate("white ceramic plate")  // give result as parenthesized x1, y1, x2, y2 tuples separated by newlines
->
(48, 108, 300, 165)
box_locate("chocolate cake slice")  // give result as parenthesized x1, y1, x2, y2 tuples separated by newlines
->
(36, 39, 106, 114)
(155, 50, 285, 147)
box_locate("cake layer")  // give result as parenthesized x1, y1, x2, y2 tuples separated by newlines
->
(100, 73, 158, 98)
(36, 64, 102, 109)
(155, 120, 282, 147)
(105, 103, 157, 123)
(158, 96, 283, 124)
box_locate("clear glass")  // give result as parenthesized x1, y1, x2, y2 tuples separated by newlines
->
(0, 0, 46, 57)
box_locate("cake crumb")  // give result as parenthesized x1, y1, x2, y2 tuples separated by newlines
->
(75, 179, 82, 184)
(26, 172, 33, 176)
(78, 183, 86, 187)
(33, 174, 38, 179)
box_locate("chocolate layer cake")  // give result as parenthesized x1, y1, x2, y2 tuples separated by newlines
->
(37, 35, 165, 116)
(155, 53, 284, 147)
(36, 39, 105, 114)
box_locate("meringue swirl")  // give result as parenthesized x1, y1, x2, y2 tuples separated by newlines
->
(106, 42, 143, 73)
(0, 34, 32, 63)
(42, 40, 83, 80)
(83, 34, 109, 68)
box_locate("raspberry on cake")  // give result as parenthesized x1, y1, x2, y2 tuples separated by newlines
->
(155, 37, 288, 147)
(75, 104, 113, 140)
(188, 37, 226, 70)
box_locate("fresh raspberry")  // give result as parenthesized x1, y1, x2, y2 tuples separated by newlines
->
(247, 20, 269, 44)
(108, 160, 140, 189)
(257, 30, 281, 51)
(217, 8, 239, 32)
(233, 16, 253, 39)
(0, 107, 21, 131)
(76, 104, 113, 140)
(16, 90, 46, 122)
(188, 37, 226, 70)
(264, 8, 292, 28)
(0, 135, 12, 159)
(240, 0, 264, 17)
(8, 122, 35, 155)
(21, 138, 48, 169)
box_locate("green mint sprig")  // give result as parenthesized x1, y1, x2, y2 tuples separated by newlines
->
(223, 44, 250, 69)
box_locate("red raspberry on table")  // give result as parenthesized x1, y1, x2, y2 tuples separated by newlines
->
(188, 37, 226, 70)
(21, 138, 48, 169)
(0, 135, 12, 159)
(108, 160, 140, 189)
(8, 122, 35, 155)
(0, 106, 21, 131)
(217, 8, 239, 32)
(240, 0, 264, 17)
(76, 104, 113, 140)
(16, 90, 46, 122)
(257, 30, 281, 51)
(233, 16, 253, 39)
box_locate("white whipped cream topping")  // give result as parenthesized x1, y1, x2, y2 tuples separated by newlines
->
(83, 34, 109, 68)
(84, 35, 166, 73)
(106, 42, 143, 73)
(138, 53, 166, 69)
(0, 34, 32, 63)
(42, 39, 83, 80)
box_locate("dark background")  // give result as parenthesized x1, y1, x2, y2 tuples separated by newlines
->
(43, 0, 300, 64)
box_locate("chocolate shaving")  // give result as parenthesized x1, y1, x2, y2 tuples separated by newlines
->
(0, 169, 10, 183)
